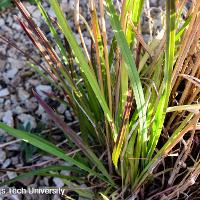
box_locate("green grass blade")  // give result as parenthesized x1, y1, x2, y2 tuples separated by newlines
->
(33, 91, 114, 185)
(176, 15, 192, 41)
(147, 0, 176, 158)
(34, 0, 67, 60)
(48, 0, 117, 138)
(0, 122, 107, 183)
(105, 0, 147, 167)
(133, 113, 194, 191)
(0, 165, 82, 187)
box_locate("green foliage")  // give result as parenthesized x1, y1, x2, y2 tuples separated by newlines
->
(18, 122, 38, 162)
(0, 0, 12, 9)
(0, 0, 35, 9)
(17, 122, 45, 162)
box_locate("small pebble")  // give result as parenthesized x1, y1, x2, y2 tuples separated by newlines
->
(0, 88, 9, 97)
(2, 158, 11, 168)
(57, 104, 66, 114)
(0, 150, 6, 164)
(17, 114, 36, 129)
(4, 68, 18, 79)
(2, 110, 14, 126)
(36, 85, 52, 99)
(18, 87, 30, 101)
(7, 171, 17, 179)
(53, 177, 64, 188)
(65, 110, 73, 121)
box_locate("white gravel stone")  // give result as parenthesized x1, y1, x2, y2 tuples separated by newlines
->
(0, 88, 9, 97)
(0, 150, 6, 164)
(2, 111, 14, 126)
(4, 68, 18, 79)
(17, 114, 36, 129)
(41, 112, 50, 124)
(65, 110, 72, 121)
(7, 171, 17, 179)
(36, 85, 52, 99)
(26, 4, 36, 13)
(18, 87, 30, 101)
(0, 98, 4, 106)
(57, 104, 66, 114)
(7, 58, 24, 69)
(12, 23, 21, 31)
(10, 94, 17, 104)
(11, 156, 19, 166)
(2, 159, 11, 169)
(61, 0, 72, 12)
(6, 143, 21, 151)
(48, 8, 56, 17)
(53, 195, 61, 200)
(60, 170, 70, 176)
(43, 177, 49, 186)
(32, 9, 41, 20)
(53, 177, 64, 188)
(14, 106, 25, 115)
(9, 195, 20, 200)
(150, 0, 158, 6)
(0, 43, 7, 55)
(4, 99, 11, 110)
(0, 19, 5, 26)
(25, 97, 38, 111)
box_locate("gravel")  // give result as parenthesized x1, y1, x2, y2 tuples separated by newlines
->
(35, 85, 52, 99)
(2, 110, 14, 126)
(0, 88, 9, 97)
(0, 150, 6, 164)
(17, 113, 37, 129)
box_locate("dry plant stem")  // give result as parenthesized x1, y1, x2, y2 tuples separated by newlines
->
(17, 18, 58, 80)
(161, 161, 200, 200)
(134, 113, 200, 194)
(0, 149, 80, 174)
(171, 25, 200, 97)
(89, 0, 104, 94)
(121, 0, 127, 30)
(145, 35, 165, 77)
(14, 0, 69, 78)
(113, 0, 126, 117)
(99, 0, 113, 114)
(0, 35, 50, 76)
(14, 0, 78, 104)
(163, 113, 200, 156)
(146, 185, 177, 200)
(171, 1, 200, 88)
(171, 58, 200, 124)
(74, 0, 94, 71)
(167, 48, 200, 130)
(128, 16, 152, 57)
(170, 57, 190, 105)
(17, 18, 74, 106)
(98, 0, 113, 173)
(0, 139, 22, 148)
(168, 130, 195, 186)
(114, 48, 121, 117)
(179, 54, 200, 105)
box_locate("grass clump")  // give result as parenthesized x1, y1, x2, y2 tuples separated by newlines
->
(0, 0, 200, 199)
